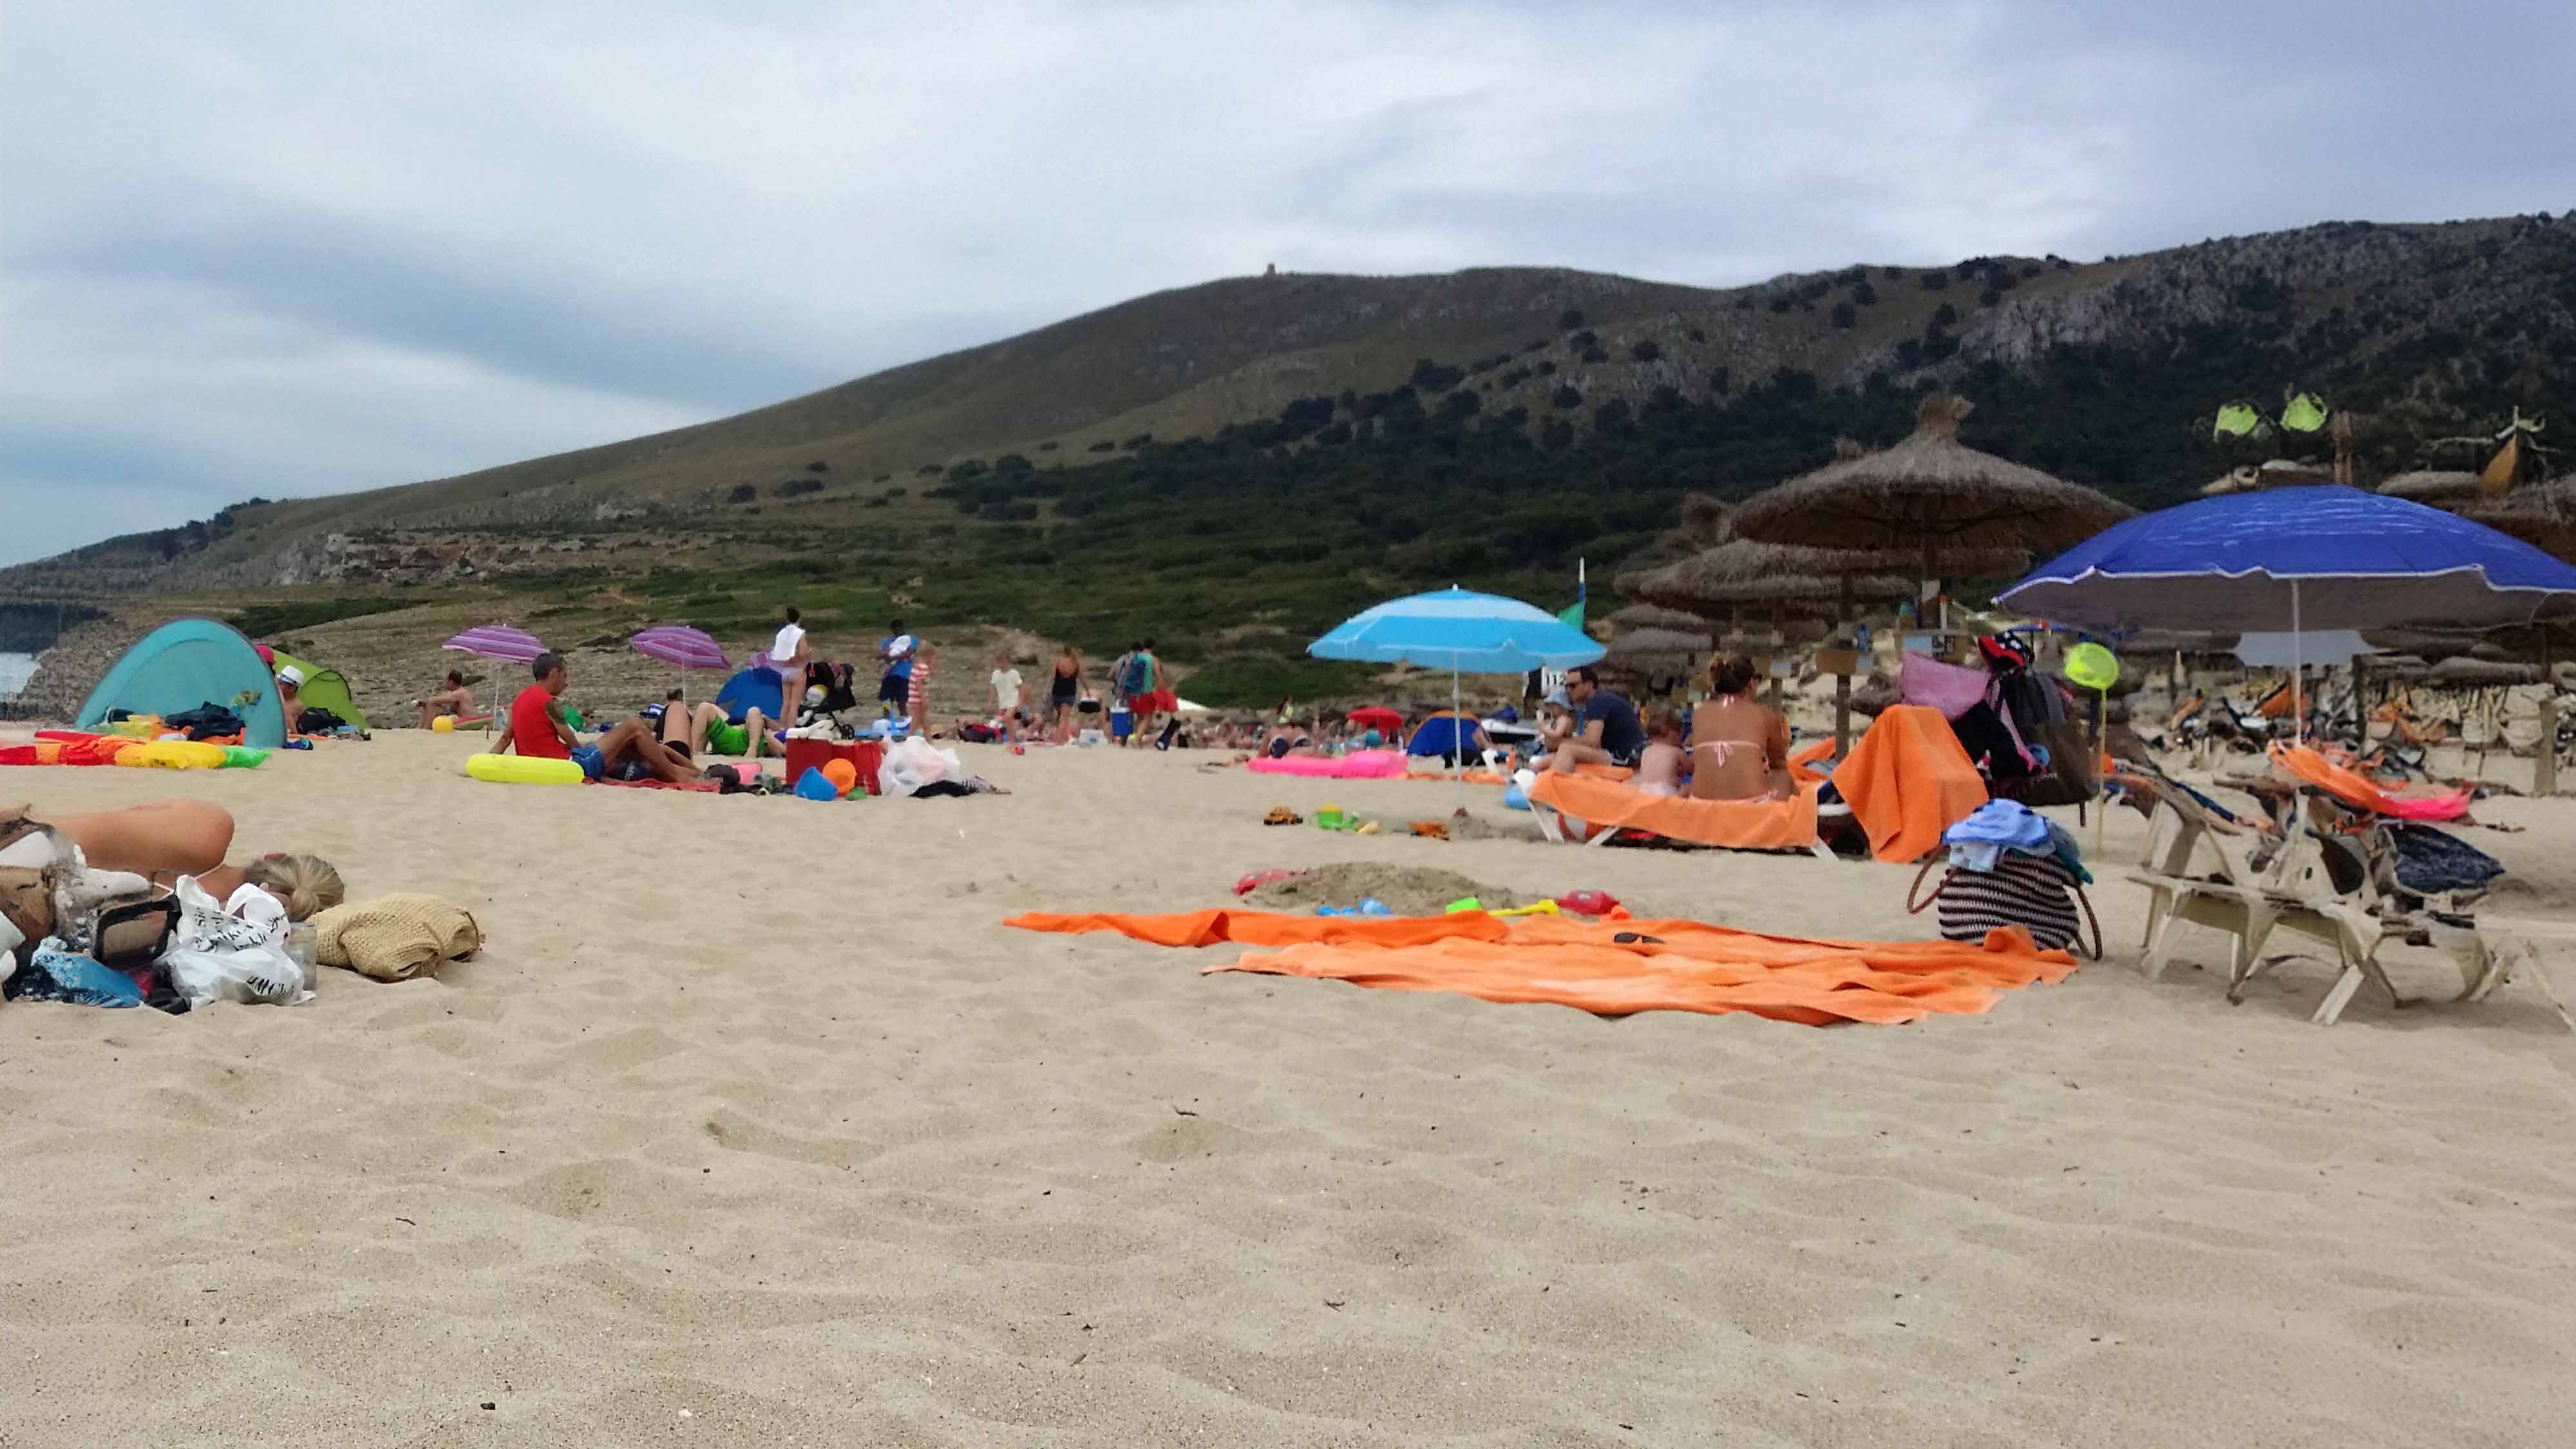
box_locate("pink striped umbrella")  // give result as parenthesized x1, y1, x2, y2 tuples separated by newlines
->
(630, 625, 730, 672)
(442, 625, 548, 663)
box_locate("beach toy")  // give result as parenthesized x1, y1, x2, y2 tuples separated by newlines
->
(431, 715, 456, 734)
(466, 753, 585, 785)
(1555, 889, 1620, 916)
(1502, 784, 1530, 811)
(1357, 897, 1393, 917)
(220, 746, 270, 769)
(1233, 867, 1305, 896)
(793, 767, 840, 801)
(1355, 820, 1381, 835)
(1443, 896, 1483, 914)
(1315, 802, 1345, 830)
(822, 759, 859, 795)
(1490, 900, 1561, 918)
(2062, 641, 2119, 853)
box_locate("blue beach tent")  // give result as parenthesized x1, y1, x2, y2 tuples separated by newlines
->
(715, 665, 784, 725)
(75, 618, 288, 748)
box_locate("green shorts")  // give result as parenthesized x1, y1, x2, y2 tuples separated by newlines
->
(708, 721, 750, 755)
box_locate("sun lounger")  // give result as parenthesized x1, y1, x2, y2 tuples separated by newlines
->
(2126, 767, 2566, 1027)
(1524, 772, 1832, 858)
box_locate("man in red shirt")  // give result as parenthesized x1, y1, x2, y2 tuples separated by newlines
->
(493, 652, 698, 782)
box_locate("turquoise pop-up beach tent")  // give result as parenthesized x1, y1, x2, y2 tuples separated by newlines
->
(76, 618, 289, 748)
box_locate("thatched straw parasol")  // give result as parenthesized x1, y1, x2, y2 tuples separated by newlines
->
(1600, 627, 1713, 680)
(2377, 469, 2484, 506)
(1605, 603, 1712, 632)
(1728, 395, 2133, 578)
(1616, 541, 1915, 612)
(2468, 475, 2576, 562)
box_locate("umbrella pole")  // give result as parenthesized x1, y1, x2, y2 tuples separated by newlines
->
(2291, 580, 2304, 746)
(1454, 663, 1466, 817)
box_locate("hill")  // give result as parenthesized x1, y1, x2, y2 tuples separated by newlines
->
(10, 213, 2573, 712)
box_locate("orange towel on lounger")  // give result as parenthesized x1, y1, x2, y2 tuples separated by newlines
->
(1832, 705, 1987, 864)
(1525, 772, 1818, 850)
(2268, 743, 2472, 822)
(1788, 739, 1834, 786)
(1004, 909, 2074, 1025)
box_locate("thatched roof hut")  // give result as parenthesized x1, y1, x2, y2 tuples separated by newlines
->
(1605, 603, 1712, 632)
(1600, 627, 1712, 677)
(1730, 395, 2133, 562)
(2468, 475, 2576, 562)
(1616, 541, 1916, 612)
(2427, 658, 2545, 687)
(2377, 469, 2484, 506)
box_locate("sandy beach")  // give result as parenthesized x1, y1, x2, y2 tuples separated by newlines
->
(4, 732, 2573, 1446)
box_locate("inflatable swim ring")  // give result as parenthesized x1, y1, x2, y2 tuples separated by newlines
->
(466, 753, 585, 786)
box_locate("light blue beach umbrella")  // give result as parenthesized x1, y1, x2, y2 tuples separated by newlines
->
(1311, 587, 1605, 810)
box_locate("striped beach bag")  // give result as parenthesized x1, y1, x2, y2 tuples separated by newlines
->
(1907, 851, 2100, 957)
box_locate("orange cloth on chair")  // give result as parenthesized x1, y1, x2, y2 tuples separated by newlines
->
(1525, 771, 1818, 850)
(1787, 739, 1834, 786)
(2268, 743, 2472, 822)
(1833, 705, 1987, 863)
(1004, 909, 2074, 1025)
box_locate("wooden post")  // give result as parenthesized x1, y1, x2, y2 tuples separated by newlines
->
(2539, 624, 2559, 797)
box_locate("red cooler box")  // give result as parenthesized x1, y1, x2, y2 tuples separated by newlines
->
(781, 738, 885, 790)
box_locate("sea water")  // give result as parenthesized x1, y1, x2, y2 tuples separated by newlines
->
(0, 651, 35, 699)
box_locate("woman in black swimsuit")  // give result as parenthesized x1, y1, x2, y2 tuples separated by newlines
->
(1048, 645, 1083, 743)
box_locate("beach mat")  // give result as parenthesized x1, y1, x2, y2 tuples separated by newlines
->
(1834, 705, 1988, 864)
(1005, 909, 2074, 1025)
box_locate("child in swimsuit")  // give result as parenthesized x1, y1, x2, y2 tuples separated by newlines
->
(1633, 710, 1687, 797)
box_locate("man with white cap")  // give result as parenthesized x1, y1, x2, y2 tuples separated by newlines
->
(275, 664, 305, 726)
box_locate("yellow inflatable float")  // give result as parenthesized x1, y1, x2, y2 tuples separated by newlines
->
(466, 752, 585, 786)
(114, 740, 230, 770)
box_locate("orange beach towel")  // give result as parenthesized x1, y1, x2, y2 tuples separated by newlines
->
(1005, 909, 2075, 1025)
(2268, 743, 2472, 822)
(1833, 705, 1987, 863)
(1525, 772, 1819, 851)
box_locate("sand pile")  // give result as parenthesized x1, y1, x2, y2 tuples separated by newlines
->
(1244, 862, 1526, 916)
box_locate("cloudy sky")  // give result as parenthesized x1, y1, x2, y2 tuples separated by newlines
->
(5, 1, 2571, 565)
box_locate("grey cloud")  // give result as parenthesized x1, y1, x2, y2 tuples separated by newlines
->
(5, 0, 2571, 566)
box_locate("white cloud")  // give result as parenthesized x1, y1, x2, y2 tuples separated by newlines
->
(4, 0, 2571, 564)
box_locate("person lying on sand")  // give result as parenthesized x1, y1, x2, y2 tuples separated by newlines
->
(43, 799, 344, 916)
(654, 687, 731, 755)
(414, 670, 478, 728)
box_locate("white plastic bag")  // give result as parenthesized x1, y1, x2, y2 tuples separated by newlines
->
(162, 943, 310, 1007)
(876, 735, 963, 798)
(160, 875, 310, 1007)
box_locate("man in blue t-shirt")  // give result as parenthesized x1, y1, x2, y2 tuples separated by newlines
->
(1551, 664, 1646, 772)
(878, 618, 916, 718)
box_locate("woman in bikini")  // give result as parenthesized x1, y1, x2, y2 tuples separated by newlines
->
(1048, 645, 1083, 743)
(1687, 654, 1792, 802)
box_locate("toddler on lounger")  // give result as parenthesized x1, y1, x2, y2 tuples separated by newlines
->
(1633, 711, 1687, 797)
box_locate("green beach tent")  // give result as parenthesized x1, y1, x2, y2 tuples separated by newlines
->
(76, 618, 288, 748)
(2280, 392, 2329, 433)
(269, 650, 369, 730)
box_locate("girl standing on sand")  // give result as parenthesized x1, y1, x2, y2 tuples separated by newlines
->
(1048, 645, 1082, 742)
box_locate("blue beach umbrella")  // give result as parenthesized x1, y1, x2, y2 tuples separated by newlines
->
(1999, 486, 2576, 733)
(1312, 587, 1604, 809)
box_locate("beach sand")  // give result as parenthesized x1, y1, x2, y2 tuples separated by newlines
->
(3, 734, 2572, 1446)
